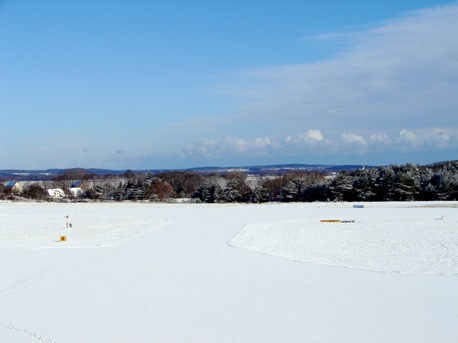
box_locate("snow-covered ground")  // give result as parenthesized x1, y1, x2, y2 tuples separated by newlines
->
(1, 201, 457, 342)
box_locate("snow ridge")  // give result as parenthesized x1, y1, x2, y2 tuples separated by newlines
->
(0, 320, 57, 343)
(229, 208, 458, 276)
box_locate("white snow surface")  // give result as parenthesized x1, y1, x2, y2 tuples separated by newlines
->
(1, 201, 458, 343)
(229, 203, 458, 276)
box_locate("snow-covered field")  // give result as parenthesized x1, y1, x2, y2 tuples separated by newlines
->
(1, 201, 458, 342)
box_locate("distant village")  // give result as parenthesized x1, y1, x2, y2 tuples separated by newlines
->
(1, 161, 457, 203)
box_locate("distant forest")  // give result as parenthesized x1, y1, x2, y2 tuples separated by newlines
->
(1, 161, 457, 203)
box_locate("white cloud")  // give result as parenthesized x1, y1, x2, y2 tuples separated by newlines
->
(342, 133, 366, 146)
(304, 129, 324, 141)
(159, 4, 458, 166)
(182, 137, 273, 159)
(218, 4, 458, 140)
(366, 128, 457, 152)
(284, 135, 293, 145)
(281, 130, 331, 150)
(141, 3, 458, 168)
(399, 129, 421, 150)
(180, 127, 458, 163)
(303, 31, 359, 42)
(427, 129, 451, 148)
(395, 128, 457, 151)
(370, 133, 390, 144)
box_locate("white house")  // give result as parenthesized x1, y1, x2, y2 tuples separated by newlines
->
(69, 187, 83, 197)
(47, 188, 65, 199)
(5, 181, 23, 194)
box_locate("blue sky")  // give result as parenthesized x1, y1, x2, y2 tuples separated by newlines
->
(1, 0, 457, 170)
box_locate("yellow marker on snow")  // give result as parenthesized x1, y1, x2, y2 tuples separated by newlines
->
(60, 236, 67, 242)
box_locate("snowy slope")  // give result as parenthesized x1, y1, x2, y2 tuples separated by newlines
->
(1, 201, 458, 343)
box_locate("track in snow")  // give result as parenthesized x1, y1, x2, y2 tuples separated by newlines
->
(0, 321, 57, 343)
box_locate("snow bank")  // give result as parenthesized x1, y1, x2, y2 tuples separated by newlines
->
(0, 203, 167, 248)
(229, 202, 458, 275)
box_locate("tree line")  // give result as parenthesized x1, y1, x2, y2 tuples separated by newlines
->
(1, 161, 457, 202)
